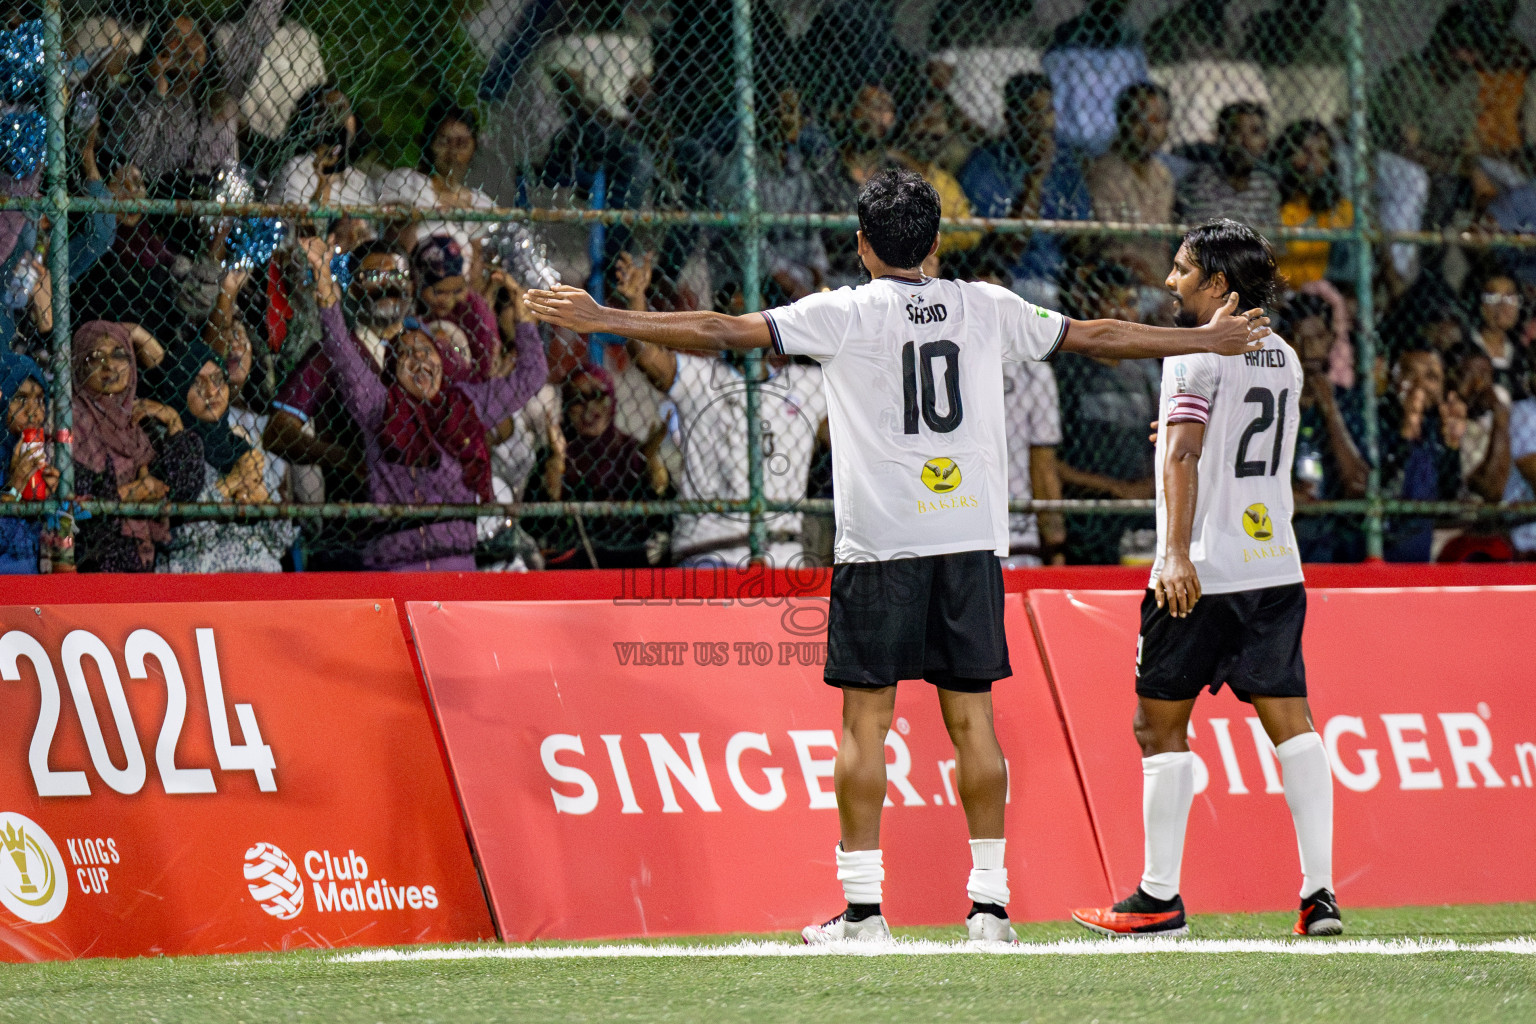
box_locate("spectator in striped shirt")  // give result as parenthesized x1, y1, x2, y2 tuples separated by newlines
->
(1176, 102, 1280, 230)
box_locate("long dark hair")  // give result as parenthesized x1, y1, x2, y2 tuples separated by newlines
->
(417, 99, 480, 175)
(1182, 219, 1279, 312)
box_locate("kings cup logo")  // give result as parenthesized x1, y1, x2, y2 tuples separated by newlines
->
(0, 812, 67, 924)
(244, 842, 305, 920)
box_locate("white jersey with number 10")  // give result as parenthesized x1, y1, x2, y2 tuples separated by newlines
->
(1149, 339, 1306, 595)
(762, 276, 1066, 563)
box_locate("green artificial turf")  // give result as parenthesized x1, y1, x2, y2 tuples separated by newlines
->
(2, 902, 1533, 1023)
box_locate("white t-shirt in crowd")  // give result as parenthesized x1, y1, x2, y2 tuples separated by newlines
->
(1003, 358, 1062, 554)
(490, 383, 560, 505)
(762, 276, 1067, 562)
(267, 154, 380, 209)
(1149, 339, 1306, 595)
(375, 168, 497, 250)
(668, 354, 827, 562)
(228, 407, 289, 499)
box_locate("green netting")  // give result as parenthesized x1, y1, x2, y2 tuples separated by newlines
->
(0, 0, 1532, 573)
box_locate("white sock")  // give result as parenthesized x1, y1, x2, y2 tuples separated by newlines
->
(836, 845, 884, 906)
(1277, 731, 1334, 898)
(1140, 751, 1195, 902)
(966, 838, 1009, 907)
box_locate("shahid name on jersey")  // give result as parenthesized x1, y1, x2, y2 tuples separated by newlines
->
(1150, 337, 1306, 594)
(762, 276, 1066, 563)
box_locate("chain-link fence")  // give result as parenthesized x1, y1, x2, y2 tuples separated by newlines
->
(2, 0, 1536, 574)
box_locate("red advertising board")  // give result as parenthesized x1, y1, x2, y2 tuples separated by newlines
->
(408, 595, 1110, 942)
(1030, 587, 1536, 912)
(0, 600, 493, 961)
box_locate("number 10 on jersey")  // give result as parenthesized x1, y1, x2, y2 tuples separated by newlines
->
(902, 341, 963, 434)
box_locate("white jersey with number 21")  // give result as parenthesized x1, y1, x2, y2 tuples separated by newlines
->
(762, 276, 1066, 562)
(1150, 339, 1306, 595)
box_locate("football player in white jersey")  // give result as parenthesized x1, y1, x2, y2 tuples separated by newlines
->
(1072, 220, 1342, 939)
(528, 172, 1271, 945)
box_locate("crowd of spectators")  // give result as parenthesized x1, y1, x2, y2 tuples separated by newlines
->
(4, 0, 1536, 573)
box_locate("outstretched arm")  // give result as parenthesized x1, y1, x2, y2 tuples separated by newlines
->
(1062, 293, 1270, 361)
(527, 284, 771, 352)
(1155, 421, 1205, 618)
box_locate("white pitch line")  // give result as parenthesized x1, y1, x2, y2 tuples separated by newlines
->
(334, 936, 1536, 963)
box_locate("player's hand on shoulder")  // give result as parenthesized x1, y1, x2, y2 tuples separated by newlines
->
(1154, 553, 1202, 619)
(1200, 292, 1271, 356)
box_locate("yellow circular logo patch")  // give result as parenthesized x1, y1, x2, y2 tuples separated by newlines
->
(1242, 503, 1273, 541)
(921, 457, 962, 493)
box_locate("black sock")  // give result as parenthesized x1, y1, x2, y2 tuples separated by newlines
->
(967, 901, 1008, 920)
(843, 902, 881, 922)
(1132, 887, 1180, 912)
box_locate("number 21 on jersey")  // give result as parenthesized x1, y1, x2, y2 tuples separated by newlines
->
(1234, 386, 1289, 478)
(901, 340, 963, 434)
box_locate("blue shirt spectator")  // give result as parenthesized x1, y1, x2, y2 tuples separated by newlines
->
(959, 74, 1090, 290)
(1041, 0, 1149, 156)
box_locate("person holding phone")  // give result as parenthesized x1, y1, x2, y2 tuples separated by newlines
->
(0, 351, 59, 573)
(268, 84, 378, 238)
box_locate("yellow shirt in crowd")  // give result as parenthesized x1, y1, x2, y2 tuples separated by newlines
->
(1277, 197, 1353, 287)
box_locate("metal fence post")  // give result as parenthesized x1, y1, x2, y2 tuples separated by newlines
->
(42, 0, 74, 568)
(1345, 0, 1383, 560)
(733, 0, 766, 561)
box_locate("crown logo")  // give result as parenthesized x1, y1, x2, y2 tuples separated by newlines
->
(1, 822, 36, 895)
(0, 813, 65, 921)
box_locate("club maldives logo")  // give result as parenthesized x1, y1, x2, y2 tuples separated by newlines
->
(244, 842, 305, 920)
(244, 843, 441, 919)
(0, 812, 67, 924)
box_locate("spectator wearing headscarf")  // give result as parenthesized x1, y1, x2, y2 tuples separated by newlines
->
(526, 364, 670, 569)
(0, 351, 57, 573)
(412, 234, 501, 383)
(70, 321, 204, 572)
(140, 338, 295, 572)
(305, 240, 547, 571)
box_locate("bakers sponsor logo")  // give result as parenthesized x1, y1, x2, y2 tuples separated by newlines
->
(917, 494, 980, 515)
(1241, 503, 1273, 540)
(920, 457, 961, 493)
(245, 842, 304, 920)
(0, 812, 67, 923)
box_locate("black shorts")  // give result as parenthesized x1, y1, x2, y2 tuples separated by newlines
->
(824, 550, 1010, 692)
(1135, 582, 1307, 703)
